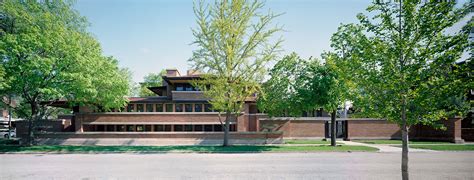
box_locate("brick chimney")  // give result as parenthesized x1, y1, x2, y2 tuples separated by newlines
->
(166, 69, 180, 77)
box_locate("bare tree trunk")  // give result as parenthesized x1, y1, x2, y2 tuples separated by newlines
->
(331, 110, 337, 146)
(223, 111, 231, 147)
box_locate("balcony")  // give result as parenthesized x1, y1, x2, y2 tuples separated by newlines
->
(171, 91, 209, 101)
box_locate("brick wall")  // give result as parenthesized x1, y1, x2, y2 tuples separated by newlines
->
(411, 118, 464, 143)
(259, 119, 325, 138)
(16, 120, 71, 137)
(32, 131, 284, 145)
(461, 128, 474, 141)
(171, 91, 209, 101)
(288, 120, 325, 138)
(346, 120, 400, 140)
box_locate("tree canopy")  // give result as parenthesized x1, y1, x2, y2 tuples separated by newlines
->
(190, 0, 283, 146)
(0, 0, 130, 144)
(259, 52, 349, 146)
(138, 70, 166, 97)
(330, 1, 471, 179)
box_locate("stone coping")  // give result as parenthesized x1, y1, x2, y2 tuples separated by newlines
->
(77, 112, 223, 115)
(259, 117, 385, 121)
(84, 121, 236, 125)
(37, 131, 283, 135)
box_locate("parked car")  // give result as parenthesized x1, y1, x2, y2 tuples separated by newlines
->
(0, 129, 16, 138)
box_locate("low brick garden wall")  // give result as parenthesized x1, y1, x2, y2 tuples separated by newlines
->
(31, 131, 284, 145)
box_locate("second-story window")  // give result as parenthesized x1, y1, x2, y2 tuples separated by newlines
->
(194, 104, 202, 112)
(204, 104, 213, 112)
(136, 104, 144, 112)
(185, 85, 193, 91)
(127, 104, 134, 112)
(176, 84, 184, 91)
(185, 104, 193, 112)
(175, 104, 183, 112)
(156, 104, 163, 112)
(165, 104, 173, 112)
(146, 104, 153, 112)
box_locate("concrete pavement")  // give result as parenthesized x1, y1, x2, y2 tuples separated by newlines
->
(340, 141, 436, 152)
(1, 152, 473, 180)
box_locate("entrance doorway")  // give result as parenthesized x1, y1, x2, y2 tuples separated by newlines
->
(325, 121, 346, 139)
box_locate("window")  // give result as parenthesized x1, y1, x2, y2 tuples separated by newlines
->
(230, 124, 236, 132)
(136, 125, 144, 132)
(127, 104, 134, 112)
(185, 85, 193, 91)
(185, 104, 193, 112)
(176, 84, 184, 91)
(96, 125, 105, 131)
(213, 125, 222, 132)
(194, 104, 202, 112)
(154, 125, 164, 131)
(136, 104, 144, 112)
(146, 104, 154, 112)
(184, 125, 193, 131)
(175, 104, 183, 112)
(164, 125, 172, 131)
(156, 104, 163, 112)
(127, 125, 134, 132)
(204, 125, 213, 132)
(204, 104, 212, 112)
(118, 125, 126, 132)
(194, 125, 203, 131)
(145, 125, 152, 132)
(174, 125, 183, 131)
(165, 104, 173, 112)
(106, 125, 115, 132)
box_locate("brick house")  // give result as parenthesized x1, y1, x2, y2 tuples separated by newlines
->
(15, 69, 469, 145)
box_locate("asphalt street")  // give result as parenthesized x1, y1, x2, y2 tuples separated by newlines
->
(1, 152, 473, 180)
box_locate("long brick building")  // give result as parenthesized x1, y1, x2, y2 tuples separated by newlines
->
(15, 69, 472, 145)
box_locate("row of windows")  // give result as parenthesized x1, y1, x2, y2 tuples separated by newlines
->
(84, 124, 236, 132)
(122, 103, 214, 113)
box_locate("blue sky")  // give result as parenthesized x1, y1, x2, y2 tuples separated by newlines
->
(75, 0, 470, 83)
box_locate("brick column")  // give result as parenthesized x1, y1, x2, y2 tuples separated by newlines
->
(451, 117, 464, 144)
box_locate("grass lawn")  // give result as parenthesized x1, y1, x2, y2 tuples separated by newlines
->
(408, 145, 474, 151)
(354, 139, 452, 144)
(0, 145, 378, 153)
(284, 139, 341, 145)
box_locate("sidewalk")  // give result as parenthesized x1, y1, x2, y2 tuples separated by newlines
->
(341, 141, 437, 153)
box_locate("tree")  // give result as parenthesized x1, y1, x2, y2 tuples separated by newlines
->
(259, 53, 348, 146)
(330, 1, 471, 179)
(257, 53, 306, 118)
(190, 0, 283, 146)
(0, 0, 130, 145)
(138, 70, 166, 97)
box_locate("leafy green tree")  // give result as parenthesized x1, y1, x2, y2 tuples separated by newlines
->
(139, 70, 166, 97)
(258, 53, 306, 117)
(190, 0, 283, 146)
(259, 53, 348, 146)
(330, 1, 471, 179)
(0, 0, 129, 145)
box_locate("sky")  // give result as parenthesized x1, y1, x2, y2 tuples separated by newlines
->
(74, 0, 470, 83)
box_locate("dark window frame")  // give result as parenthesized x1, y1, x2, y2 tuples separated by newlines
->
(146, 104, 154, 112)
(194, 104, 202, 112)
(185, 104, 193, 112)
